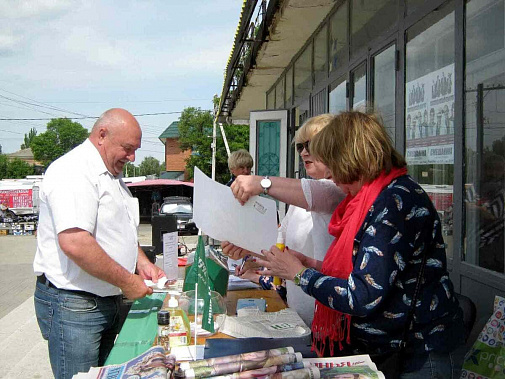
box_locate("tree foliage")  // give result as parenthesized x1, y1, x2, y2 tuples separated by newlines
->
(31, 118, 89, 167)
(123, 162, 137, 177)
(7, 158, 34, 178)
(21, 127, 38, 150)
(177, 105, 249, 183)
(0, 155, 8, 179)
(0, 155, 34, 179)
(139, 156, 162, 176)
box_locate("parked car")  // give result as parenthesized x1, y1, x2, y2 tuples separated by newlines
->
(159, 196, 198, 235)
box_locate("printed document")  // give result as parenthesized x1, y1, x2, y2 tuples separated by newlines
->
(193, 167, 277, 254)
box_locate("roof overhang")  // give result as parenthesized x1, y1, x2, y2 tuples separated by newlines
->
(222, 0, 335, 121)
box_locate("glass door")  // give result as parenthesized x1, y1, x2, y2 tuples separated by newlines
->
(351, 62, 367, 109)
(372, 44, 396, 142)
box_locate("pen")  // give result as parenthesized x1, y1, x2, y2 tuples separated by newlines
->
(239, 258, 247, 274)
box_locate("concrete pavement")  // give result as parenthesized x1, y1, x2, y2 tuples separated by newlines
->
(0, 224, 192, 379)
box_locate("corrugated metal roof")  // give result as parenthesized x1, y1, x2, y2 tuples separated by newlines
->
(158, 121, 180, 140)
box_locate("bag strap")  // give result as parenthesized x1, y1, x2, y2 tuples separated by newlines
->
(398, 246, 428, 350)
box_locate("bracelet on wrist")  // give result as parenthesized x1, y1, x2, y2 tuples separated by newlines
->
(293, 267, 308, 286)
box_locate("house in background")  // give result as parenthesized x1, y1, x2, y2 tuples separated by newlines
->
(158, 121, 190, 181)
(6, 148, 44, 174)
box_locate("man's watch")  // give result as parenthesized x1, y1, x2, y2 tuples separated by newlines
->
(293, 268, 307, 286)
(260, 176, 272, 195)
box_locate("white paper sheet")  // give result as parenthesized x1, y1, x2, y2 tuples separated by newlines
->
(193, 167, 278, 254)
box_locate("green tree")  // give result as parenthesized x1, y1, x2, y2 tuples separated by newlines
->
(31, 118, 89, 167)
(177, 104, 249, 183)
(6, 158, 34, 178)
(21, 127, 37, 150)
(0, 155, 8, 179)
(139, 156, 162, 176)
(177, 107, 214, 180)
(123, 162, 138, 177)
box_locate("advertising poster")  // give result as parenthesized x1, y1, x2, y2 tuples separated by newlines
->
(0, 189, 33, 208)
(405, 63, 455, 165)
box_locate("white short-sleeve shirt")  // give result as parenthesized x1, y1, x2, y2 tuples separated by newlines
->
(301, 178, 344, 260)
(33, 139, 139, 296)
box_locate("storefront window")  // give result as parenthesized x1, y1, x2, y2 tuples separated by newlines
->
(351, 62, 366, 109)
(286, 67, 293, 107)
(351, 0, 397, 57)
(405, 3, 455, 258)
(329, 76, 347, 114)
(464, 0, 505, 274)
(275, 76, 285, 109)
(294, 44, 312, 105)
(373, 44, 396, 142)
(329, 2, 348, 74)
(314, 25, 328, 84)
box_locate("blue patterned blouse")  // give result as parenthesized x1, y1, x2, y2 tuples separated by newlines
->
(299, 175, 464, 371)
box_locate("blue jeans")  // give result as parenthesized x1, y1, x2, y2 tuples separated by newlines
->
(34, 278, 122, 379)
(401, 349, 465, 379)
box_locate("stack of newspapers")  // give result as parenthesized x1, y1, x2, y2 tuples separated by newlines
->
(73, 346, 385, 379)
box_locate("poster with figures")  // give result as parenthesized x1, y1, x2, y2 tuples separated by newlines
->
(405, 63, 455, 165)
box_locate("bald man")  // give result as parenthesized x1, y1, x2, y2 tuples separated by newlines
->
(33, 109, 165, 379)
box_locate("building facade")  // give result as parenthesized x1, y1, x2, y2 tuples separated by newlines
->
(218, 0, 505, 321)
(159, 121, 191, 181)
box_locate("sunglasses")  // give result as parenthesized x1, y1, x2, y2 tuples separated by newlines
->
(295, 141, 310, 154)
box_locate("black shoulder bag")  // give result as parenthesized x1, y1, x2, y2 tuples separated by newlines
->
(369, 250, 428, 379)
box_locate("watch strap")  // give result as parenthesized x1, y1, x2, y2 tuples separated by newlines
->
(293, 267, 308, 286)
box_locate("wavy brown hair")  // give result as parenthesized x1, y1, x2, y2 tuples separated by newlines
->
(310, 111, 406, 184)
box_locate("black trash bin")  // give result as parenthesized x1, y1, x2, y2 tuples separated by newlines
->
(151, 214, 177, 255)
(141, 245, 157, 264)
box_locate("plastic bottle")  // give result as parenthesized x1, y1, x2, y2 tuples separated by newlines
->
(166, 291, 191, 347)
(157, 310, 171, 351)
(273, 230, 285, 286)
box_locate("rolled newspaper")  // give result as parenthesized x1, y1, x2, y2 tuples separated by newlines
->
(205, 361, 310, 379)
(179, 347, 295, 371)
(185, 352, 303, 378)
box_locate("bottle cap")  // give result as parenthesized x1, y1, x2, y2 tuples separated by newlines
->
(168, 294, 178, 308)
(157, 310, 170, 325)
(276, 229, 285, 244)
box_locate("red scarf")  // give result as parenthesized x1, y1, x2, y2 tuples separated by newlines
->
(312, 167, 408, 356)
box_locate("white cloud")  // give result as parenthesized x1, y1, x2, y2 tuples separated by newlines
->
(0, 0, 75, 19)
(0, 33, 19, 54)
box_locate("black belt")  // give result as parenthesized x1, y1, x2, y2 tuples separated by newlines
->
(37, 273, 104, 298)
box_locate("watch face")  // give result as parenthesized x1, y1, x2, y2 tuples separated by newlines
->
(261, 178, 271, 189)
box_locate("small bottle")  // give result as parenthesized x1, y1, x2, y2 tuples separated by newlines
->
(157, 310, 171, 352)
(167, 291, 191, 347)
(273, 230, 285, 286)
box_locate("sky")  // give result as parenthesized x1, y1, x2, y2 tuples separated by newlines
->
(0, 0, 243, 163)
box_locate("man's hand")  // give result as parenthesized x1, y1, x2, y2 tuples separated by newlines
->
(121, 273, 153, 300)
(231, 175, 263, 205)
(136, 259, 165, 282)
(136, 246, 166, 283)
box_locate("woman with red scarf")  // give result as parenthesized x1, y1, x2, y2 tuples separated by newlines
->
(256, 112, 465, 378)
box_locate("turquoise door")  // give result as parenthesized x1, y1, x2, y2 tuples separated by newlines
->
(256, 120, 280, 177)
